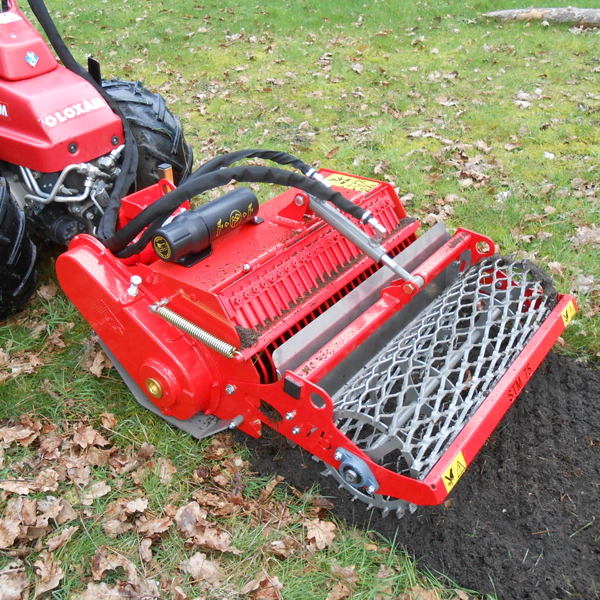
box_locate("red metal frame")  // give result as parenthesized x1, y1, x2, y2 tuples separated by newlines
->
(56, 172, 577, 506)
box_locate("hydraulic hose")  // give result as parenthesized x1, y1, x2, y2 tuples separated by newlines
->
(105, 165, 366, 258)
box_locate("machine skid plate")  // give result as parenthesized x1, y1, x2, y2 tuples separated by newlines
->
(57, 173, 577, 511)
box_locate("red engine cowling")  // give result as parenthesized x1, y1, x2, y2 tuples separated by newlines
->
(0, 0, 122, 171)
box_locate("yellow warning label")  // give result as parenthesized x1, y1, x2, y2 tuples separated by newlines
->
(561, 300, 576, 327)
(442, 451, 467, 494)
(326, 173, 379, 194)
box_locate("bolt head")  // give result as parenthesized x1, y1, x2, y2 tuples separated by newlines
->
(68, 142, 78, 154)
(146, 378, 162, 399)
(292, 426, 300, 435)
(403, 282, 416, 295)
(243, 264, 251, 273)
(334, 452, 343, 462)
(343, 468, 360, 485)
(366, 485, 376, 495)
(285, 412, 295, 421)
(294, 195, 305, 206)
(225, 384, 236, 395)
(111, 136, 120, 146)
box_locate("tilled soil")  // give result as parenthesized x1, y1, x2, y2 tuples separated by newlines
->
(240, 352, 600, 599)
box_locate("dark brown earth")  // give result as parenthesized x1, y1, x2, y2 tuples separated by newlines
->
(238, 352, 600, 599)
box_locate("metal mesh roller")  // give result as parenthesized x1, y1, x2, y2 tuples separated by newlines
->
(331, 257, 554, 483)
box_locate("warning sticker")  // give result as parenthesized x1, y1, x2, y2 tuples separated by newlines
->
(442, 451, 467, 494)
(561, 300, 576, 327)
(0, 13, 22, 24)
(326, 173, 379, 194)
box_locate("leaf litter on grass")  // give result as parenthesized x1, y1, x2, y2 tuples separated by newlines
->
(0, 417, 464, 598)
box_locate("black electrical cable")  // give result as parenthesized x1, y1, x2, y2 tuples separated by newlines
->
(26, 0, 138, 240)
(105, 165, 366, 258)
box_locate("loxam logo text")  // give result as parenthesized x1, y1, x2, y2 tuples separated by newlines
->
(0, 103, 7, 118)
(40, 97, 106, 128)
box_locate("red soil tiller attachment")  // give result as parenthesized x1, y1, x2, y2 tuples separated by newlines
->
(57, 175, 577, 517)
(0, 0, 576, 517)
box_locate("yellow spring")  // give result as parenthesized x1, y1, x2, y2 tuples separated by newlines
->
(154, 305, 239, 359)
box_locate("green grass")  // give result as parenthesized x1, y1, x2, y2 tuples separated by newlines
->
(2, 0, 600, 597)
(34, 0, 597, 357)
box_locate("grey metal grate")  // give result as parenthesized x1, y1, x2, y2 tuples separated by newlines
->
(332, 257, 554, 482)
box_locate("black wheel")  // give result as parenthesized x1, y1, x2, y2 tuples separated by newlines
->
(0, 178, 38, 320)
(102, 79, 194, 189)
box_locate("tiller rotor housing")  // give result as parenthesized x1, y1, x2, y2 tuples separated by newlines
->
(56, 172, 577, 516)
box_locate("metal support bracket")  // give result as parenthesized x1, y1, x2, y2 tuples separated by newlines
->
(334, 447, 380, 494)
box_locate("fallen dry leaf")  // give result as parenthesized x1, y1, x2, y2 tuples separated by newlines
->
(397, 584, 438, 600)
(304, 518, 336, 550)
(326, 583, 351, 600)
(571, 225, 600, 247)
(179, 552, 223, 585)
(269, 537, 301, 558)
(241, 570, 283, 599)
(47, 525, 79, 552)
(136, 516, 172, 537)
(0, 518, 21, 549)
(89, 351, 110, 377)
(156, 457, 177, 483)
(140, 538, 153, 562)
(33, 551, 64, 597)
(191, 525, 241, 555)
(73, 426, 110, 449)
(0, 561, 30, 600)
(91, 548, 135, 581)
(81, 481, 111, 506)
(36, 281, 59, 300)
(331, 563, 360, 587)
(175, 502, 207, 537)
(0, 480, 31, 495)
(99, 413, 118, 430)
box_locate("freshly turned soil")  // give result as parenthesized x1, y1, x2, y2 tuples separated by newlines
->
(239, 352, 600, 599)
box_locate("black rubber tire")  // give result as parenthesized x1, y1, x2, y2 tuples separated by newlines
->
(102, 79, 194, 190)
(0, 178, 38, 320)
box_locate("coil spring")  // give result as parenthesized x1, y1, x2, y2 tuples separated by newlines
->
(154, 305, 240, 359)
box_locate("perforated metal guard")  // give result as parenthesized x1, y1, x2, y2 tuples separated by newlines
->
(332, 257, 555, 483)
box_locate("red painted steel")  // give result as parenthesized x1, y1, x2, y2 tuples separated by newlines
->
(0, 1, 122, 171)
(57, 171, 577, 506)
(0, 1, 57, 81)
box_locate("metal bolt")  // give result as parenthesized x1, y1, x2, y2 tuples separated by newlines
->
(285, 411, 295, 421)
(127, 275, 142, 297)
(292, 426, 300, 435)
(294, 194, 305, 206)
(146, 378, 162, 399)
(366, 485, 376, 495)
(343, 468, 360, 485)
(495, 281, 503, 289)
(243, 264, 251, 273)
(225, 384, 236, 395)
(68, 142, 78, 154)
(334, 451, 343, 462)
(228, 420, 237, 429)
(111, 136, 120, 146)
(85, 212, 95, 221)
(403, 282, 416, 295)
